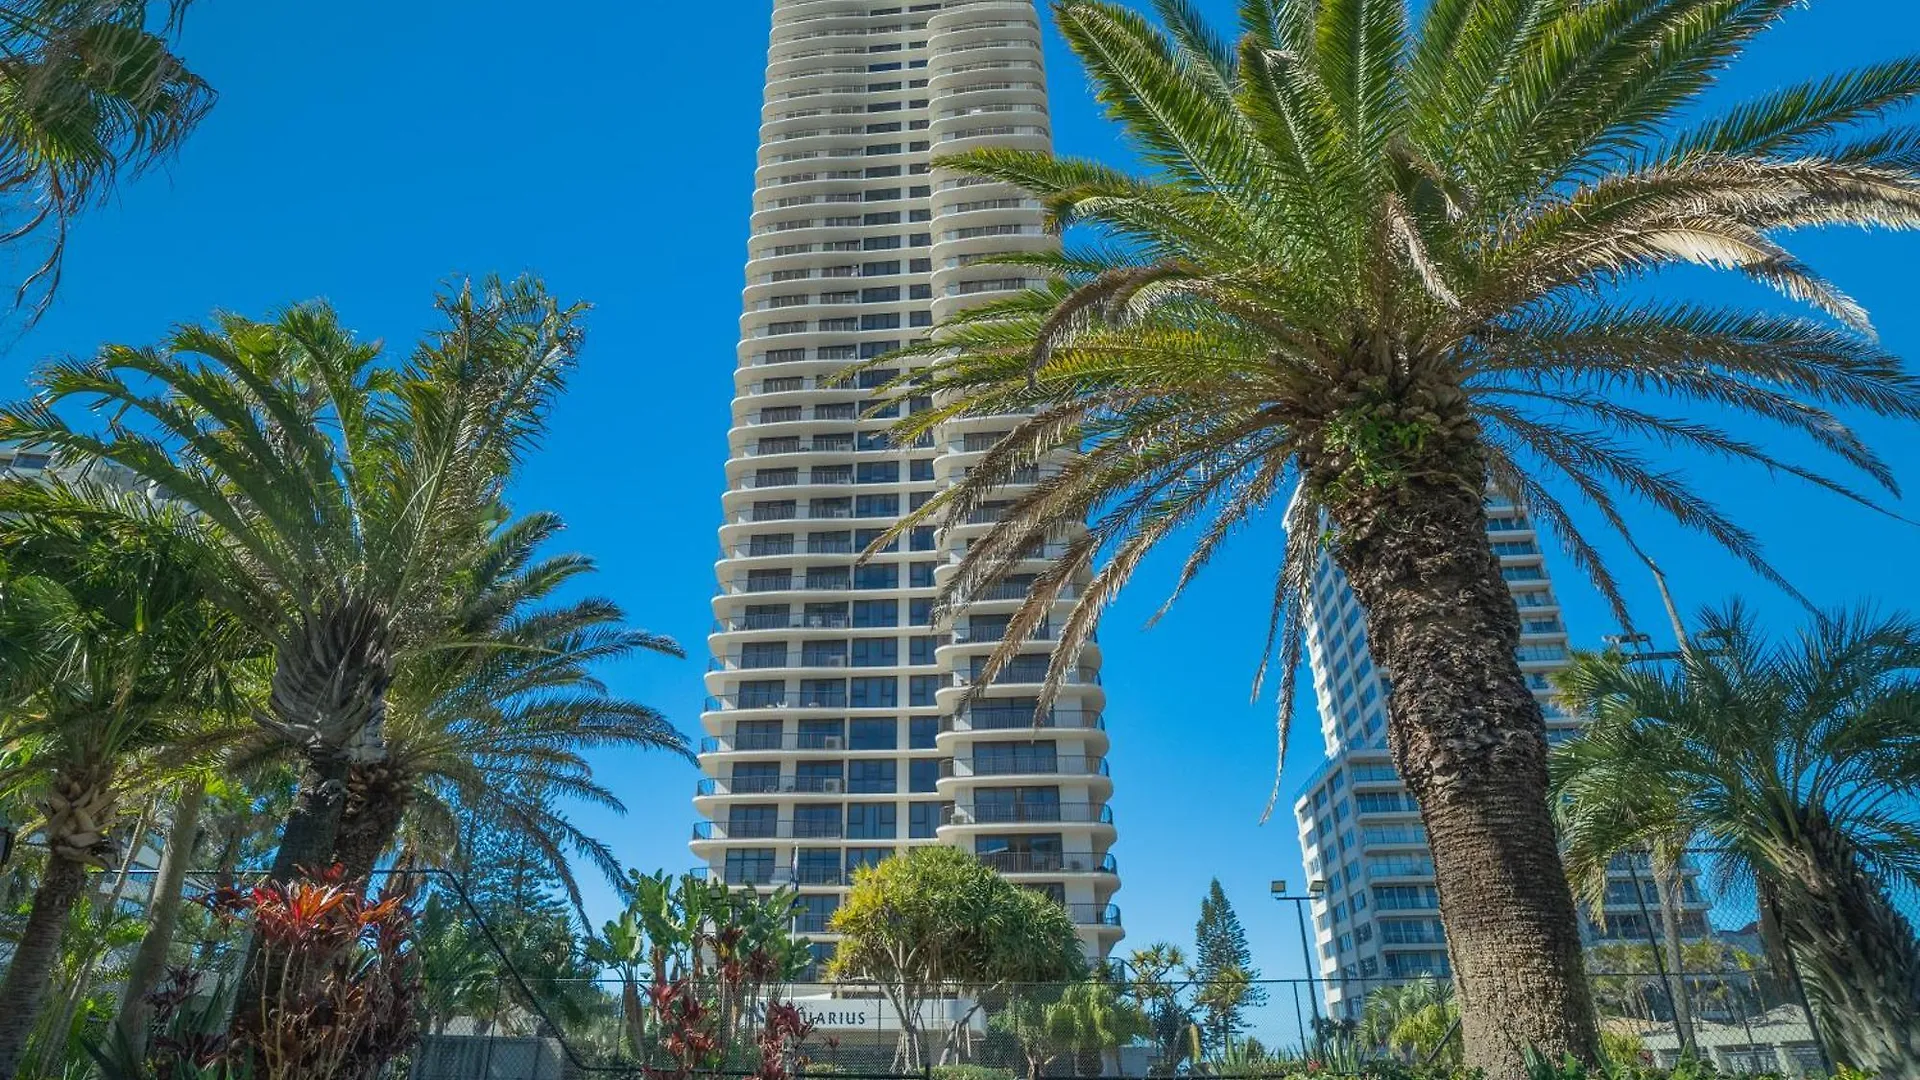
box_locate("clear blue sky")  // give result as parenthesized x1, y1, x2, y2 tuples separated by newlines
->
(4, 0, 1918, 1029)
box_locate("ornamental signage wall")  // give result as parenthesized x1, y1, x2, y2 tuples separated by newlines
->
(750, 996, 987, 1035)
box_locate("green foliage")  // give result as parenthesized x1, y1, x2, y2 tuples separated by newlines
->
(863, 4, 1920, 1063)
(362, 508, 686, 901)
(993, 979, 1148, 1078)
(0, 0, 214, 320)
(829, 847, 1085, 1071)
(1193, 880, 1264, 1054)
(829, 847, 1085, 989)
(0, 276, 595, 884)
(1360, 978, 1456, 1062)
(1552, 601, 1920, 1073)
(1124, 942, 1194, 1073)
(592, 871, 810, 1069)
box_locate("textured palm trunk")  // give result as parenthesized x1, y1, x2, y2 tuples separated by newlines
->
(115, 778, 206, 1057)
(332, 763, 413, 881)
(1775, 825, 1920, 1078)
(1318, 420, 1598, 1076)
(34, 803, 157, 1074)
(0, 855, 90, 1079)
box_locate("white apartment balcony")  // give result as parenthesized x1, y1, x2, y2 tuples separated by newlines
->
(977, 850, 1119, 881)
(936, 754, 1113, 799)
(939, 801, 1114, 830)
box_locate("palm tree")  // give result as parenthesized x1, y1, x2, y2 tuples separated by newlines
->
(0, 277, 586, 885)
(864, 1, 1920, 1070)
(1358, 977, 1451, 1057)
(1552, 602, 1920, 1076)
(325, 511, 687, 903)
(0, 488, 248, 1078)
(1049, 980, 1152, 1078)
(0, 0, 213, 316)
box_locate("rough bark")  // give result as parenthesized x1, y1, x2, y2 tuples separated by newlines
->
(115, 778, 206, 1057)
(0, 855, 90, 1079)
(331, 763, 413, 881)
(227, 752, 350, 1046)
(35, 804, 157, 1074)
(1775, 824, 1920, 1079)
(1314, 400, 1599, 1077)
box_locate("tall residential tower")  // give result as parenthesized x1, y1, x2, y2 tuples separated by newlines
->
(693, 0, 1122, 966)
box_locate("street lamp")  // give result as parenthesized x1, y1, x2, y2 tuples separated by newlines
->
(1272, 879, 1327, 1033)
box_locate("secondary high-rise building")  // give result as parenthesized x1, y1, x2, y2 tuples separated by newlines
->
(692, 0, 1121, 967)
(1292, 499, 1708, 1019)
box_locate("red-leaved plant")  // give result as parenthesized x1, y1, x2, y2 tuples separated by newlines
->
(753, 1002, 817, 1080)
(643, 973, 720, 1080)
(209, 868, 421, 1080)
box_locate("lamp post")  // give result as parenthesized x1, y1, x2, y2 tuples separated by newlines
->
(1272, 879, 1327, 1038)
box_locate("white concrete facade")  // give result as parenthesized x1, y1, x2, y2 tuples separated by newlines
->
(694, 0, 1120, 966)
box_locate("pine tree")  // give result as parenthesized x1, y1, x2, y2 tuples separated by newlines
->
(1193, 879, 1267, 1054)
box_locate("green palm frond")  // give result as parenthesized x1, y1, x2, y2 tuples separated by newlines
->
(848, 0, 1920, 809)
(0, 0, 211, 317)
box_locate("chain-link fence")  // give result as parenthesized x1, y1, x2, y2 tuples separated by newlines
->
(2, 857, 1886, 1080)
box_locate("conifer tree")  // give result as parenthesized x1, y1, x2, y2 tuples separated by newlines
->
(1193, 879, 1266, 1054)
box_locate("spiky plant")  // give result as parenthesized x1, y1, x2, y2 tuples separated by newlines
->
(0, 485, 250, 1077)
(327, 510, 687, 908)
(863, 1, 1920, 1071)
(0, 277, 586, 885)
(0, 0, 213, 317)
(1552, 603, 1920, 1076)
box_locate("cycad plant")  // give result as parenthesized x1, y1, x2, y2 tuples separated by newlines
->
(327, 510, 686, 901)
(0, 487, 250, 1077)
(866, 0, 1920, 1070)
(1552, 603, 1920, 1077)
(0, 277, 586, 886)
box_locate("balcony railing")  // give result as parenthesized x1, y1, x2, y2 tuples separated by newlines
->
(944, 802, 1113, 826)
(941, 755, 1109, 779)
(695, 775, 849, 797)
(701, 733, 871, 753)
(687, 865, 859, 889)
(947, 623, 1060, 644)
(707, 692, 881, 712)
(942, 707, 1104, 733)
(951, 667, 1100, 689)
(714, 612, 855, 632)
(1064, 903, 1122, 928)
(693, 820, 856, 841)
(976, 851, 1117, 876)
(722, 577, 856, 595)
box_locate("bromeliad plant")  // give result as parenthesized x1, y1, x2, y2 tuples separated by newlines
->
(212, 870, 421, 1080)
(859, 0, 1920, 1072)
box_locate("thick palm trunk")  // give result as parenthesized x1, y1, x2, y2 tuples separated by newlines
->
(1775, 826, 1920, 1078)
(1320, 433, 1598, 1076)
(115, 777, 206, 1057)
(34, 804, 157, 1074)
(332, 763, 413, 881)
(0, 855, 90, 1079)
(228, 752, 348, 1043)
